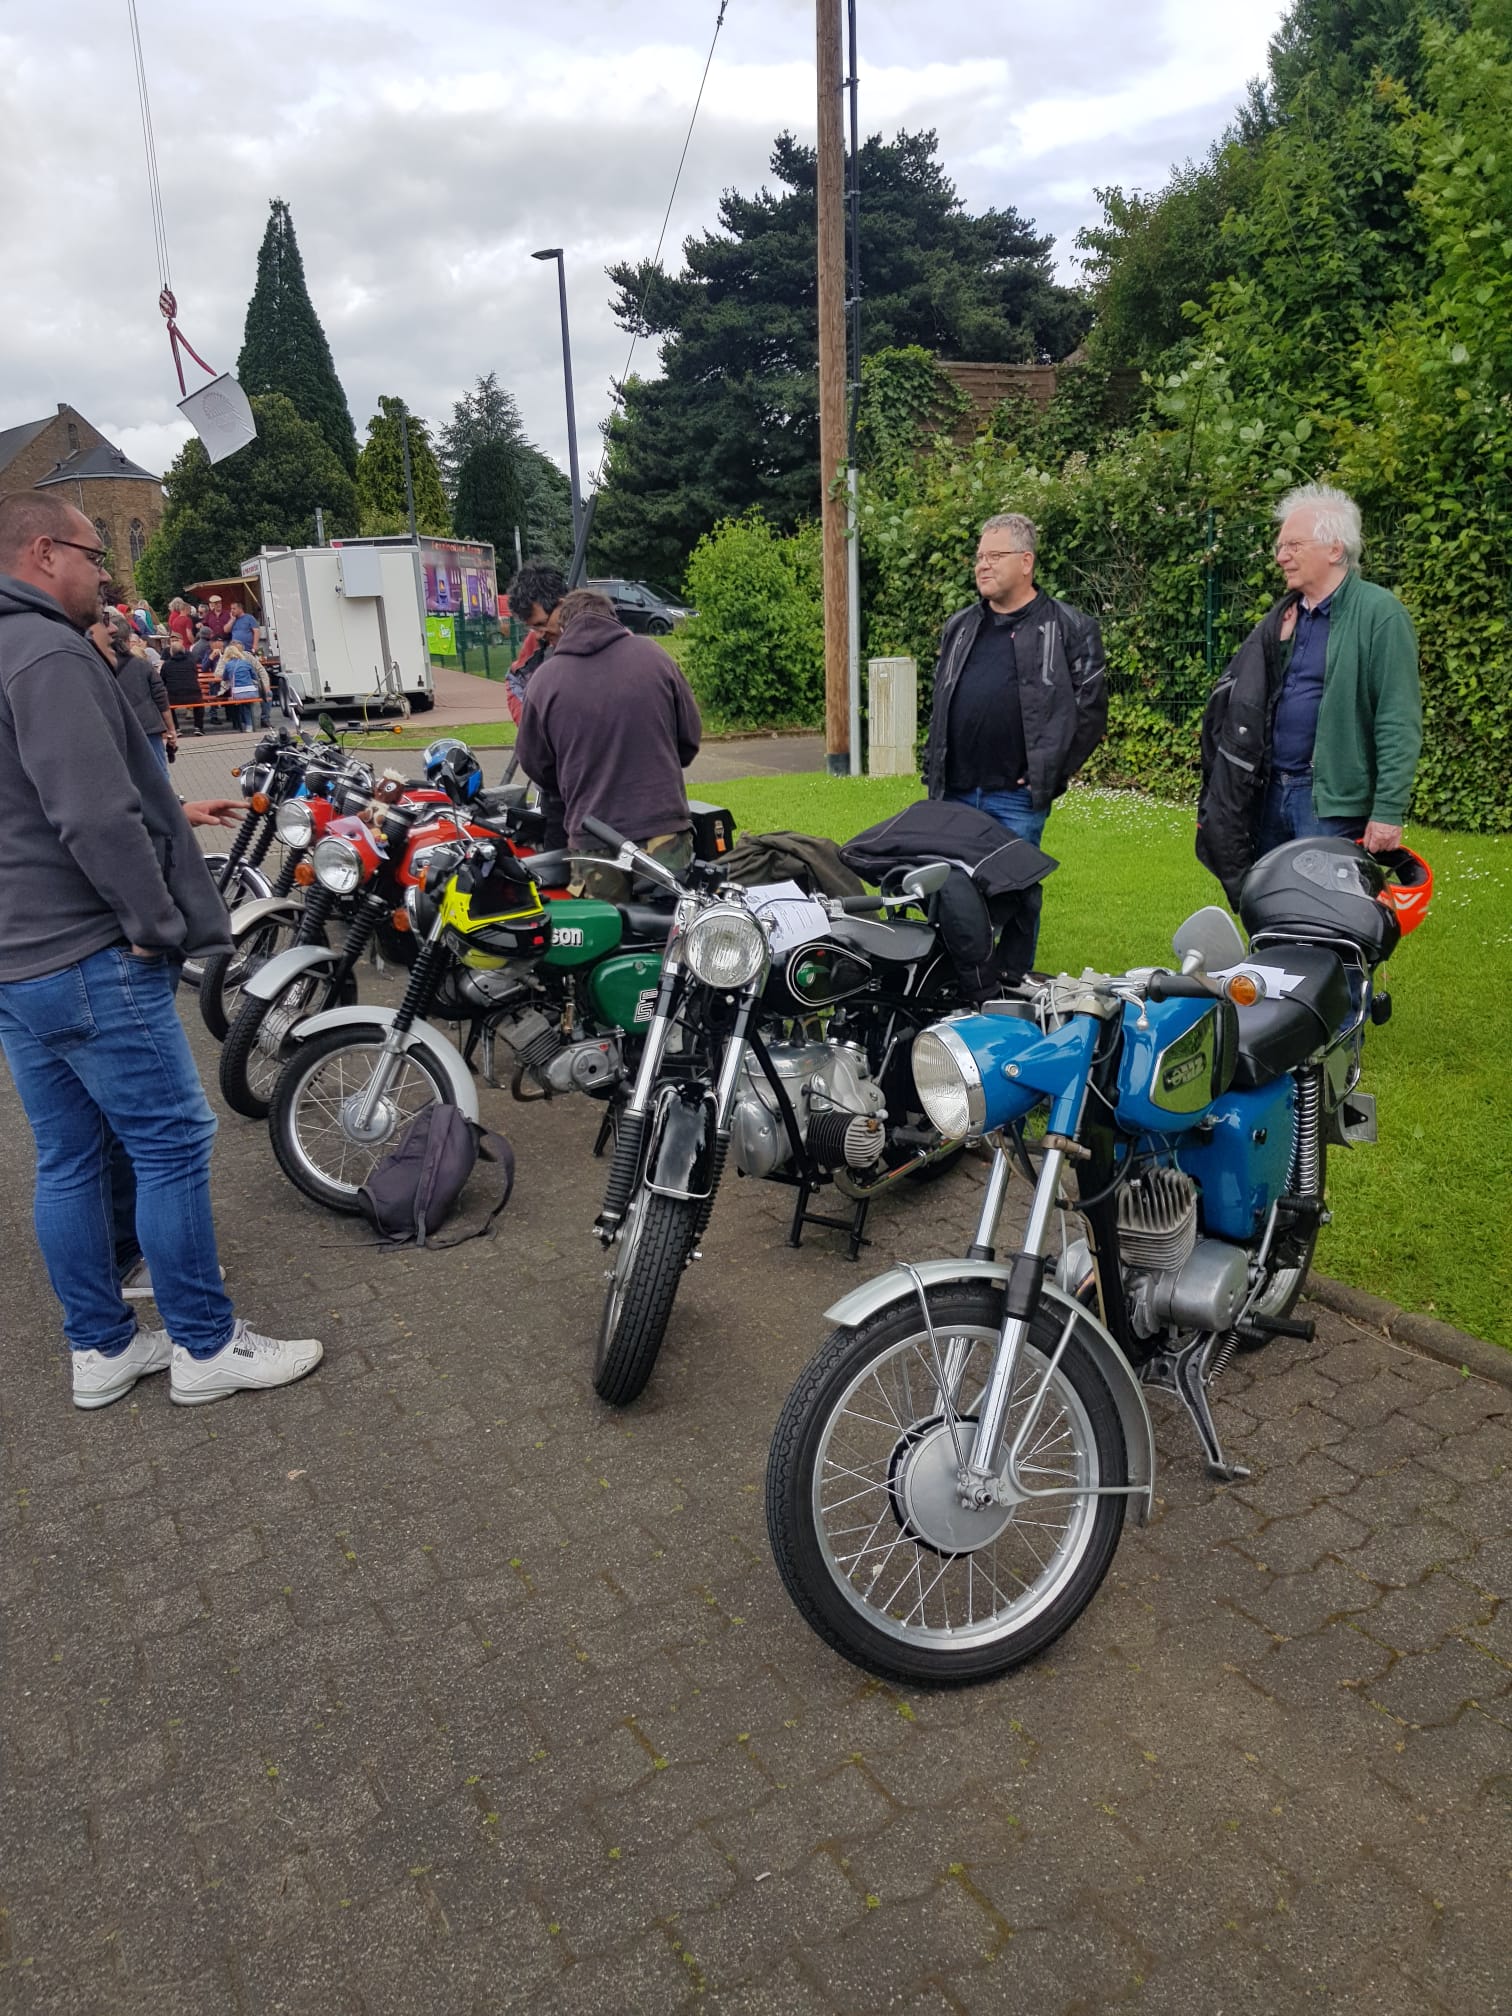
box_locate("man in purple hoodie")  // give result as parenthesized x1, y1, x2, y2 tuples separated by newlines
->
(515, 588, 702, 901)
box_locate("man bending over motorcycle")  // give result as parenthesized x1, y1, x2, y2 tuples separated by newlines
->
(515, 587, 703, 905)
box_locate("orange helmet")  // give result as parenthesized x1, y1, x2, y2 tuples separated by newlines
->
(1372, 844, 1433, 936)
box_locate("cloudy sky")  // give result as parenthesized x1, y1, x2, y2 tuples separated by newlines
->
(2, 0, 1288, 489)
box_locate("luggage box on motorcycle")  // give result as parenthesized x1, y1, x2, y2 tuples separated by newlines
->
(687, 801, 736, 862)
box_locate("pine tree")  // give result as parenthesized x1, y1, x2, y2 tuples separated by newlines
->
(237, 198, 359, 474)
(355, 397, 450, 536)
(439, 372, 573, 563)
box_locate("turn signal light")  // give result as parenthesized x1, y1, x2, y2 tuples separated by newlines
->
(294, 861, 316, 886)
(390, 908, 410, 932)
(250, 791, 270, 814)
(1223, 973, 1264, 1007)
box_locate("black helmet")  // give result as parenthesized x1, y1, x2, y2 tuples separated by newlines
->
(1239, 837, 1401, 962)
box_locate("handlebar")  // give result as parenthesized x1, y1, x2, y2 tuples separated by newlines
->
(1146, 969, 1221, 1002)
(837, 893, 886, 914)
(581, 814, 629, 851)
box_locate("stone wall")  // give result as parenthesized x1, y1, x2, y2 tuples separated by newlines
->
(0, 404, 165, 596)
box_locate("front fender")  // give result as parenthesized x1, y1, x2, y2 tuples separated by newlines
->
(645, 1085, 716, 1200)
(824, 1262, 1156, 1523)
(227, 894, 304, 938)
(244, 944, 339, 1002)
(290, 1006, 479, 1118)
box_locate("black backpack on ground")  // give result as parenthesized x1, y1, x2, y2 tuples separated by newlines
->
(357, 1105, 515, 1248)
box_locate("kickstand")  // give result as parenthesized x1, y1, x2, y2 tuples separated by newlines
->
(592, 1109, 614, 1160)
(1141, 1336, 1251, 1483)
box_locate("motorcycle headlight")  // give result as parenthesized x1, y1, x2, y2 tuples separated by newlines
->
(681, 905, 766, 989)
(312, 835, 364, 895)
(275, 799, 315, 849)
(912, 1026, 986, 1140)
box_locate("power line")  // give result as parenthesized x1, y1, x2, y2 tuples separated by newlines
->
(592, 0, 730, 488)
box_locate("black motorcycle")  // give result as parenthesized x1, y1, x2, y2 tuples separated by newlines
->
(584, 813, 1017, 1407)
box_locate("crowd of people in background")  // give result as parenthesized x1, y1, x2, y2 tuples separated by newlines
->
(98, 588, 275, 746)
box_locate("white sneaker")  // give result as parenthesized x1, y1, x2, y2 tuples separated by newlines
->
(121, 1259, 226, 1301)
(73, 1327, 172, 1409)
(170, 1319, 323, 1406)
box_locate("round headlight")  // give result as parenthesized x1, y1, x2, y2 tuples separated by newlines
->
(682, 906, 766, 989)
(275, 799, 315, 849)
(312, 835, 364, 895)
(911, 1027, 985, 1140)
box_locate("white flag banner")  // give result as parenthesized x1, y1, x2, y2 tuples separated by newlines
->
(179, 373, 257, 464)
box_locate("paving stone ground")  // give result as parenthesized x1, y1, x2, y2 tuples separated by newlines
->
(1, 984, 1508, 2015)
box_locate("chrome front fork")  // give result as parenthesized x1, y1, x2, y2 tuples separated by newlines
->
(961, 1144, 1067, 1499)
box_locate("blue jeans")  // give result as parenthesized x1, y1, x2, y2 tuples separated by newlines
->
(0, 945, 234, 1359)
(946, 785, 1050, 965)
(149, 735, 170, 774)
(229, 702, 254, 731)
(1256, 770, 1365, 859)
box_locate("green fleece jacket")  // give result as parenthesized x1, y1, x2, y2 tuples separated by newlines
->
(1290, 569, 1421, 824)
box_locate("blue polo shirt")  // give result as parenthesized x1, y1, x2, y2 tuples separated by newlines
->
(1272, 589, 1334, 772)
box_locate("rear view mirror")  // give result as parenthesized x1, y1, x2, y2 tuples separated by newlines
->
(1172, 905, 1246, 971)
(901, 861, 951, 899)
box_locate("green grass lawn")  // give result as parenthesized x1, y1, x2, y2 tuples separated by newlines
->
(356, 718, 517, 753)
(715, 773, 1512, 1350)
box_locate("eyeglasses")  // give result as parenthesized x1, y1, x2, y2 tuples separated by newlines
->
(1273, 538, 1324, 558)
(48, 538, 109, 569)
(975, 549, 1029, 564)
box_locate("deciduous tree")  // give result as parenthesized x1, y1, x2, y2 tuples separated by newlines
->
(134, 393, 357, 605)
(355, 396, 450, 536)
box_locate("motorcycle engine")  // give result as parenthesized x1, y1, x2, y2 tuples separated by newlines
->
(496, 1006, 623, 1097)
(731, 1041, 887, 1180)
(1120, 1167, 1251, 1338)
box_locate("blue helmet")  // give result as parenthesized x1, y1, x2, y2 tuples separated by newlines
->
(423, 737, 483, 802)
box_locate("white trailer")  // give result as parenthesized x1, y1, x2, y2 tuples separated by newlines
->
(257, 541, 434, 716)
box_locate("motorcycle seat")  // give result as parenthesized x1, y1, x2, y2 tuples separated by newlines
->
(618, 903, 676, 944)
(830, 914, 936, 964)
(518, 849, 573, 885)
(1231, 942, 1352, 1088)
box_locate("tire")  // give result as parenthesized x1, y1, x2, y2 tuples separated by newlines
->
(182, 856, 272, 990)
(766, 1284, 1128, 1686)
(198, 913, 301, 1042)
(269, 1022, 452, 1213)
(219, 967, 336, 1120)
(593, 1190, 699, 1406)
(409, 692, 435, 713)
(645, 617, 672, 636)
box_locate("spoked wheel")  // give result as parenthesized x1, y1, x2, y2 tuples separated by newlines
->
(183, 857, 273, 990)
(269, 1022, 450, 1212)
(198, 913, 303, 1042)
(220, 968, 347, 1120)
(766, 1285, 1129, 1686)
(593, 1188, 699, 1406)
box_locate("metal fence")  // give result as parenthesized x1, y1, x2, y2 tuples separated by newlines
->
(425, 611, 528, 680)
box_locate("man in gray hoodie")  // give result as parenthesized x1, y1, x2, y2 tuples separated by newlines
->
(0, 493, 322, 1410)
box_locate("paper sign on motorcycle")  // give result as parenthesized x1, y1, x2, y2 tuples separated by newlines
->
(744, 881, 831, 957)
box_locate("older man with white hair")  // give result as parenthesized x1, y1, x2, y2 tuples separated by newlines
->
(1196, 483, 1421, 904)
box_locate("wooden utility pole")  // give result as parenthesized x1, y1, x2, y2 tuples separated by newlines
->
(816, 0, 849, 773)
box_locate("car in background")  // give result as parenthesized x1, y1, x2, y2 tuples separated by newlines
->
(587, 579, 692, 634)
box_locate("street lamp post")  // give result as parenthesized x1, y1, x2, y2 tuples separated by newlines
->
(532, 247, 584, 552)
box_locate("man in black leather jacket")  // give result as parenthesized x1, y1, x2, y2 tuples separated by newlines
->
(922, 514, 1107, 961)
